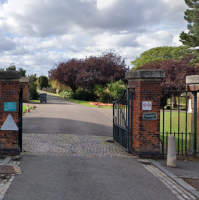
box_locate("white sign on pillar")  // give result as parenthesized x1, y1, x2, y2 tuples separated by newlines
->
(142, 101, 152, 110)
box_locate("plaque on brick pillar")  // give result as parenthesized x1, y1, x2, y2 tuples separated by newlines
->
(125, 70, 165, 158)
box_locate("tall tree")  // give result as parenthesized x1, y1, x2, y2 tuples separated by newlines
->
(18, 68, 26, 77)
(81, 51, 127, 88)
(180, 0, 199, 47)
(39, 76, 49, 90)
(131, 46, 198, 69)
(136, 56, 199, 90)
(49, 58, 84, 93)
(29, 73, 37, 83)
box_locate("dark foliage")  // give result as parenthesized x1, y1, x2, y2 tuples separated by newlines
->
(39, 76, 48, 90)
(137, 56, 199, 90)
(73, 90, 98, 101)
(48, 51, 128, 92)
(49, 58, 84, 93)
(29, 82, 39, 100)
(18, 68, 26, 77)
(180, 0, 199, 47)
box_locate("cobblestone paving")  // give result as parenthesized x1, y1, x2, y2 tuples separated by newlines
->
(22, 133, 132, 157)
(139, 159, 197, 200)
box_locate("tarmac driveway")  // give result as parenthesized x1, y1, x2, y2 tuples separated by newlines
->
(23, 93, 112, 136)
(4, 156, 180, 200)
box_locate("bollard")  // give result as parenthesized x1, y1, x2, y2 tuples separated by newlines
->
(167, 135, 177, 167)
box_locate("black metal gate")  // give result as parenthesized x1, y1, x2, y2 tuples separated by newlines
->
(161, 86, 196, 155)
(113, 89, 133, 152)
(19, 87, 23, 151)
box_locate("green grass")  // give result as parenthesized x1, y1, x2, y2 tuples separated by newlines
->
(160, 111, 192, 154)
(29, 99, 40, 103)
(67, 99, 112, 109)
(160, 111, 191, 133)
(23, 105, 33, 112)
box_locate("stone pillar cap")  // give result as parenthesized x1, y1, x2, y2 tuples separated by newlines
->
(125, 70, 165, 79)
(186, 75, 199, 84)
(0, 71, 22, 79)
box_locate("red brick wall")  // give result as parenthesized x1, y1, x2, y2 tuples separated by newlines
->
(128, 79, 161, 156)
(21, 82, 30, 102)
(0, 81, 20, 155)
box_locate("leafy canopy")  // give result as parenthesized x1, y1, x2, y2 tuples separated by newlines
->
(6, 63, 16, 71)
(180, 0, 199, 47)
(39, 76, 49, 90)
(131, 46, 198, 69)
(136, 56, 199, 90)
(48, 51, 128, 92)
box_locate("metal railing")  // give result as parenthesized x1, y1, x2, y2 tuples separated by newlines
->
(161, 85, 195, 155)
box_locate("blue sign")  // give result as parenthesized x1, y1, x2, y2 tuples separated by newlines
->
(4, 102, 17, 112)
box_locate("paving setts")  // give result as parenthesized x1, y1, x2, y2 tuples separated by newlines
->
(0, 158, 20, 200)
(139, 159, 197, 200)
(22, 133, 131, 157)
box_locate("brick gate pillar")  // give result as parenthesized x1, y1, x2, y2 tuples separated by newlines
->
(186, 75, 199, 153)
(0, 71, 22, 156)
(125, 70, 165, 158)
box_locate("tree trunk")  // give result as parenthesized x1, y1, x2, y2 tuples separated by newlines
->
(173, 95, 178, 108)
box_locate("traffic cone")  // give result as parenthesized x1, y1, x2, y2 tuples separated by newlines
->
(27, 105, 30, 112)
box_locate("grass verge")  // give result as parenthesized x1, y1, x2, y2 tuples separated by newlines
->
(29, 100, 40, 103)
(23, 105, 33, 112)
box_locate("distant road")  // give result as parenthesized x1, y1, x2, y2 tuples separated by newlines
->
(23, 93, 113, 136)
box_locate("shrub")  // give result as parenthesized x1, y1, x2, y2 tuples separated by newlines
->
(59, 90, 97, 101)
(73, 90, 97, 101)
(59, 90, 74, 99)
(94, 80, 125, 103)
(29, 83, 40, 100)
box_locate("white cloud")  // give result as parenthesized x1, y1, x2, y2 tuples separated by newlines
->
(0, 0, 188, 76)
(97, 0, 118, 9)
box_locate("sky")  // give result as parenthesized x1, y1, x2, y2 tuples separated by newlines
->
(0, 0, 188, 77)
